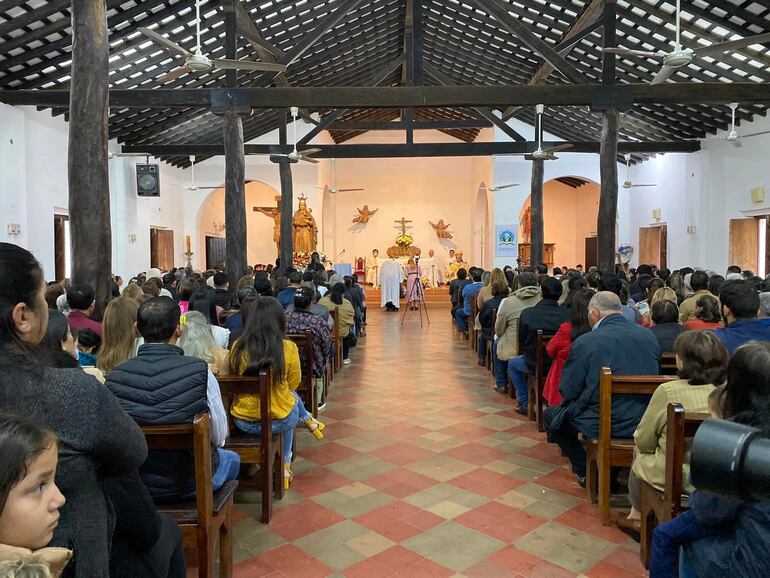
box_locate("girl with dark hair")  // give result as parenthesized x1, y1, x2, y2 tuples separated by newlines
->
(229, 297, 324, 489)
(650, 341, 770, 578)
(562, 276, 588, 309)
(0, 243, 148, 578)
(40, 310, 79, 370)
(617, 331, 727, 535)
(308, 252, 325, 272)
(683, 294, 723, 331)
(543, 288, 594, 406)
(0, 413, 70, 577)
(318, 283, 356, 364)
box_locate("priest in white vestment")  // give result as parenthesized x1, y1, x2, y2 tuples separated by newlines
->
(420, 249, 443, 288)
(379, 257, 402, 311)
(365, 249, 380, 286)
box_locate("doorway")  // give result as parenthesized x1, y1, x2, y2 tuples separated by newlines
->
(584, 236, 598, 269)
(53, 214, 70, 282)
(638, 225, 667, 269)
(205, 236, 227, 270)
(150, 228, 175, 271)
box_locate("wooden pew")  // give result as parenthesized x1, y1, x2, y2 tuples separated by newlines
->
(218, 373, 284, 523)
(141, 414, 237, 578)
(527, 330, 555, 432)
(485, 308, 497, 372)
(330, 308, 342, 371)
(470, 294, 479, 348)
(587, 368, 676, 525)
(660, 352, 677, 375)
(287, 332, 319, 417)
(639, 403, 708, 568)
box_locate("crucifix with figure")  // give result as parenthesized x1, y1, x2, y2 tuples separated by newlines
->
(253, 195, 282, 253)
(395, 217, 413, 235)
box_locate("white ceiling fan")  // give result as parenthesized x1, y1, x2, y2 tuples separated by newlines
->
(489, 183, 520, 191)
(314, 158, 365, 194)
(184, 156, 223, 191)
(138, 0, 286, 84)
(269, 107, 321, 164)
(603, 0, 770, 85)
(622, 154, 657, 189)
(711, 102, 770, 148)
(498, 105, 572, 160)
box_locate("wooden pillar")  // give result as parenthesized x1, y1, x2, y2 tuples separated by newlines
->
(68, 0, 111, 319)
(529, 158, 545, 270)
(278, 158, 294, 276)
(598, 109, 619, 273)
(223, 111, 248, 288)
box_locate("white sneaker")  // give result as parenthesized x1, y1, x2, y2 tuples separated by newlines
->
(343, 358, 352, 365)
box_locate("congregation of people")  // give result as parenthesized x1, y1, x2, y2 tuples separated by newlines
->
(449, 260, 770, 578)
(0, 244, 366, 577)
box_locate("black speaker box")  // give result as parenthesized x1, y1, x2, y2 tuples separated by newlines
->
(137, 163, 160, 196)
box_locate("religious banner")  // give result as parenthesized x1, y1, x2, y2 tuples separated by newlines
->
(495, 224, 518, 257)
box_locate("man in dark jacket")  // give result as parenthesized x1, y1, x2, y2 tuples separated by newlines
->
(277, 271, 303, 309)
(714, 280, 770, 356)
(105, 297, 239, 499)
(449, 268, 471, 320)
(510, 276, 570, 415)
(650, 299, 685, 352)
(210, 271, 232, 309)
(544, 291, 660, 484)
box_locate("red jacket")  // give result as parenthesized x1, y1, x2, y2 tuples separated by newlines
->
(543, 322, 572, 406)
(67, 310, 103, 336)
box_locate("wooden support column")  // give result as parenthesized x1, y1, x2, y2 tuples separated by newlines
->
(597, 0, 618, 273)
(68, 0, 111, 319)
(223, 111, 248, 288)
(529, 158, 545, 270)
(276, 111, 294, 276)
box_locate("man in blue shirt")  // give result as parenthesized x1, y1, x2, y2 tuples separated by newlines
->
(714, 280, 770, 356)
(277, 271, 303, 309)
(454, 267, 483, 335)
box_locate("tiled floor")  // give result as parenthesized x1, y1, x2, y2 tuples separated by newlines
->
(228, 303, 647, 577)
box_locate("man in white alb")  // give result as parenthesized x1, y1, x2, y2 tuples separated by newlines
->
(420, 249, 443, 288)
(365, 249, 380, 286)
(379, 256, 402, 312)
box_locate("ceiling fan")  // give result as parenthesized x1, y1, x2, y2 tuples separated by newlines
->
(184, 156, 222, 191)
(603, 0, 770, 85)
(499, 105, 572, 160)
(711, 102, 770, 148)
(269, 107, 321, 164)
(622, 154, 657, 189)
(489, 183, 520, 191)
(138, 0, 286, 84)
(315, 158, 365, 194)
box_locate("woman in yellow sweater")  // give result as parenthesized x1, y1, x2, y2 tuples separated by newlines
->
(229, 297, 324, 488)
(319, 282, 356, 364)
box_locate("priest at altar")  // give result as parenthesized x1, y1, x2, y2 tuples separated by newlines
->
(446, 250, 469, 281)
(419, 249, 443, 288)
(379, 257, 403, 312)
(365, 249, 380, 286)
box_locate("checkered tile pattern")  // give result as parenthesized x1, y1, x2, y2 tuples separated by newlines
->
(226, 304, 647, 577)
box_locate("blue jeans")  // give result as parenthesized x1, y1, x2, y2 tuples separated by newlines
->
(507, 355, 529, 408)
(650, 510, 712, 578)
(493, 341, 508, 388)
(212, 449, 241, 490)
(234, 402, 300, 464)
(455, 309, 470, 333)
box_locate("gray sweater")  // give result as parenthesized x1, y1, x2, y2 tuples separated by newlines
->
(0, 366, 147, 578)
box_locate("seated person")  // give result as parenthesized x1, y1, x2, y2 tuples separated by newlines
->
(319, 283, 356, 365)
(105, 297, 240, 500)
(543, 288, 594, 406)
(650, 300, 686, 353)
(0, 413, 70, 576)
(211, 272, 232, 310)
(449, 268, 471, 320)
(229, 297, 324, 489)
(509, 277, 570, 415)
(277, 272, 303, 309)
(683, 294, 723, 331)
(66, 284, 103, 335)
(713, 280, 770, 356)
(477, 277, 508, 365)
(286, 286, 333, 407)
(678, 270, 712, 323)
(543, 292, 660, 485)
(650, 341, 770, 578)
(493, 272, 541, 394)
(600, 273, 641, 323)
(455, 268, 483, 335)
(616, 331, 727, 534)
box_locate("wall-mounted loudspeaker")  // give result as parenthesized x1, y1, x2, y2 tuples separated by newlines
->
(137, 163, 160, 197)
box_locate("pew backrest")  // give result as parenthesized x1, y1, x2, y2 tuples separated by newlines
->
(665, 403, 709, 511)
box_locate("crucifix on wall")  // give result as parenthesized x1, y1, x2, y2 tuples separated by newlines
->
(394, 217, 413, 235)
(253, 195, 282, 253)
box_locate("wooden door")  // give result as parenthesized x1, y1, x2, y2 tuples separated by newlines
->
(53, 215, 68, 282)
(729, 218, 758, 272)
(639, 225, 666, 268)
(584, 236, 598, 269)
(150, 228, 175, 271)
(205, 236, 227, 270)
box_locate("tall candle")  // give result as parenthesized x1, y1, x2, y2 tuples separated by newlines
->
(185, 235, 191, 253)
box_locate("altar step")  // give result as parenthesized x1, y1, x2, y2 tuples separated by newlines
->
(364, 286, 451, 306)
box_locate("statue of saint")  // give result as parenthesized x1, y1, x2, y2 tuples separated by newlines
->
(429, 219, 453, 239)
(521, 206, 531, 243)
(254, 206, 281, 253)
(292, 197, 318, 254)
(353, 205, 378, 224)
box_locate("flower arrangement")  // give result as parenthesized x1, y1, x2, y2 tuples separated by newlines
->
(292, 252, 310, 268)
(396, 234, 413, 247)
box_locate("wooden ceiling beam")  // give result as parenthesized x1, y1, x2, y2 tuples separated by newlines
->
(326, 119, 492, 130)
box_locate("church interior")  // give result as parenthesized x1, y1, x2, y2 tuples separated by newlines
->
(1, 0, 770, 577)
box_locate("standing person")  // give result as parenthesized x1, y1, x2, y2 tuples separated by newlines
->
(229, 298, 324, 489)
(210, 272, 232, 310)
(365, 249, 380, 286)
(308, 252, 326, 273)
(379, 256, 402, 312)
(0, 242, 148, 578)
(405, 258, 420, 310)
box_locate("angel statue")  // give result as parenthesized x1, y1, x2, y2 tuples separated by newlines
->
(429, 219, 453, 239)
(352, 205, 378, 224)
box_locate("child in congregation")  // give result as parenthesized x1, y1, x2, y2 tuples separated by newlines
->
(0, 413, 70, 578)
